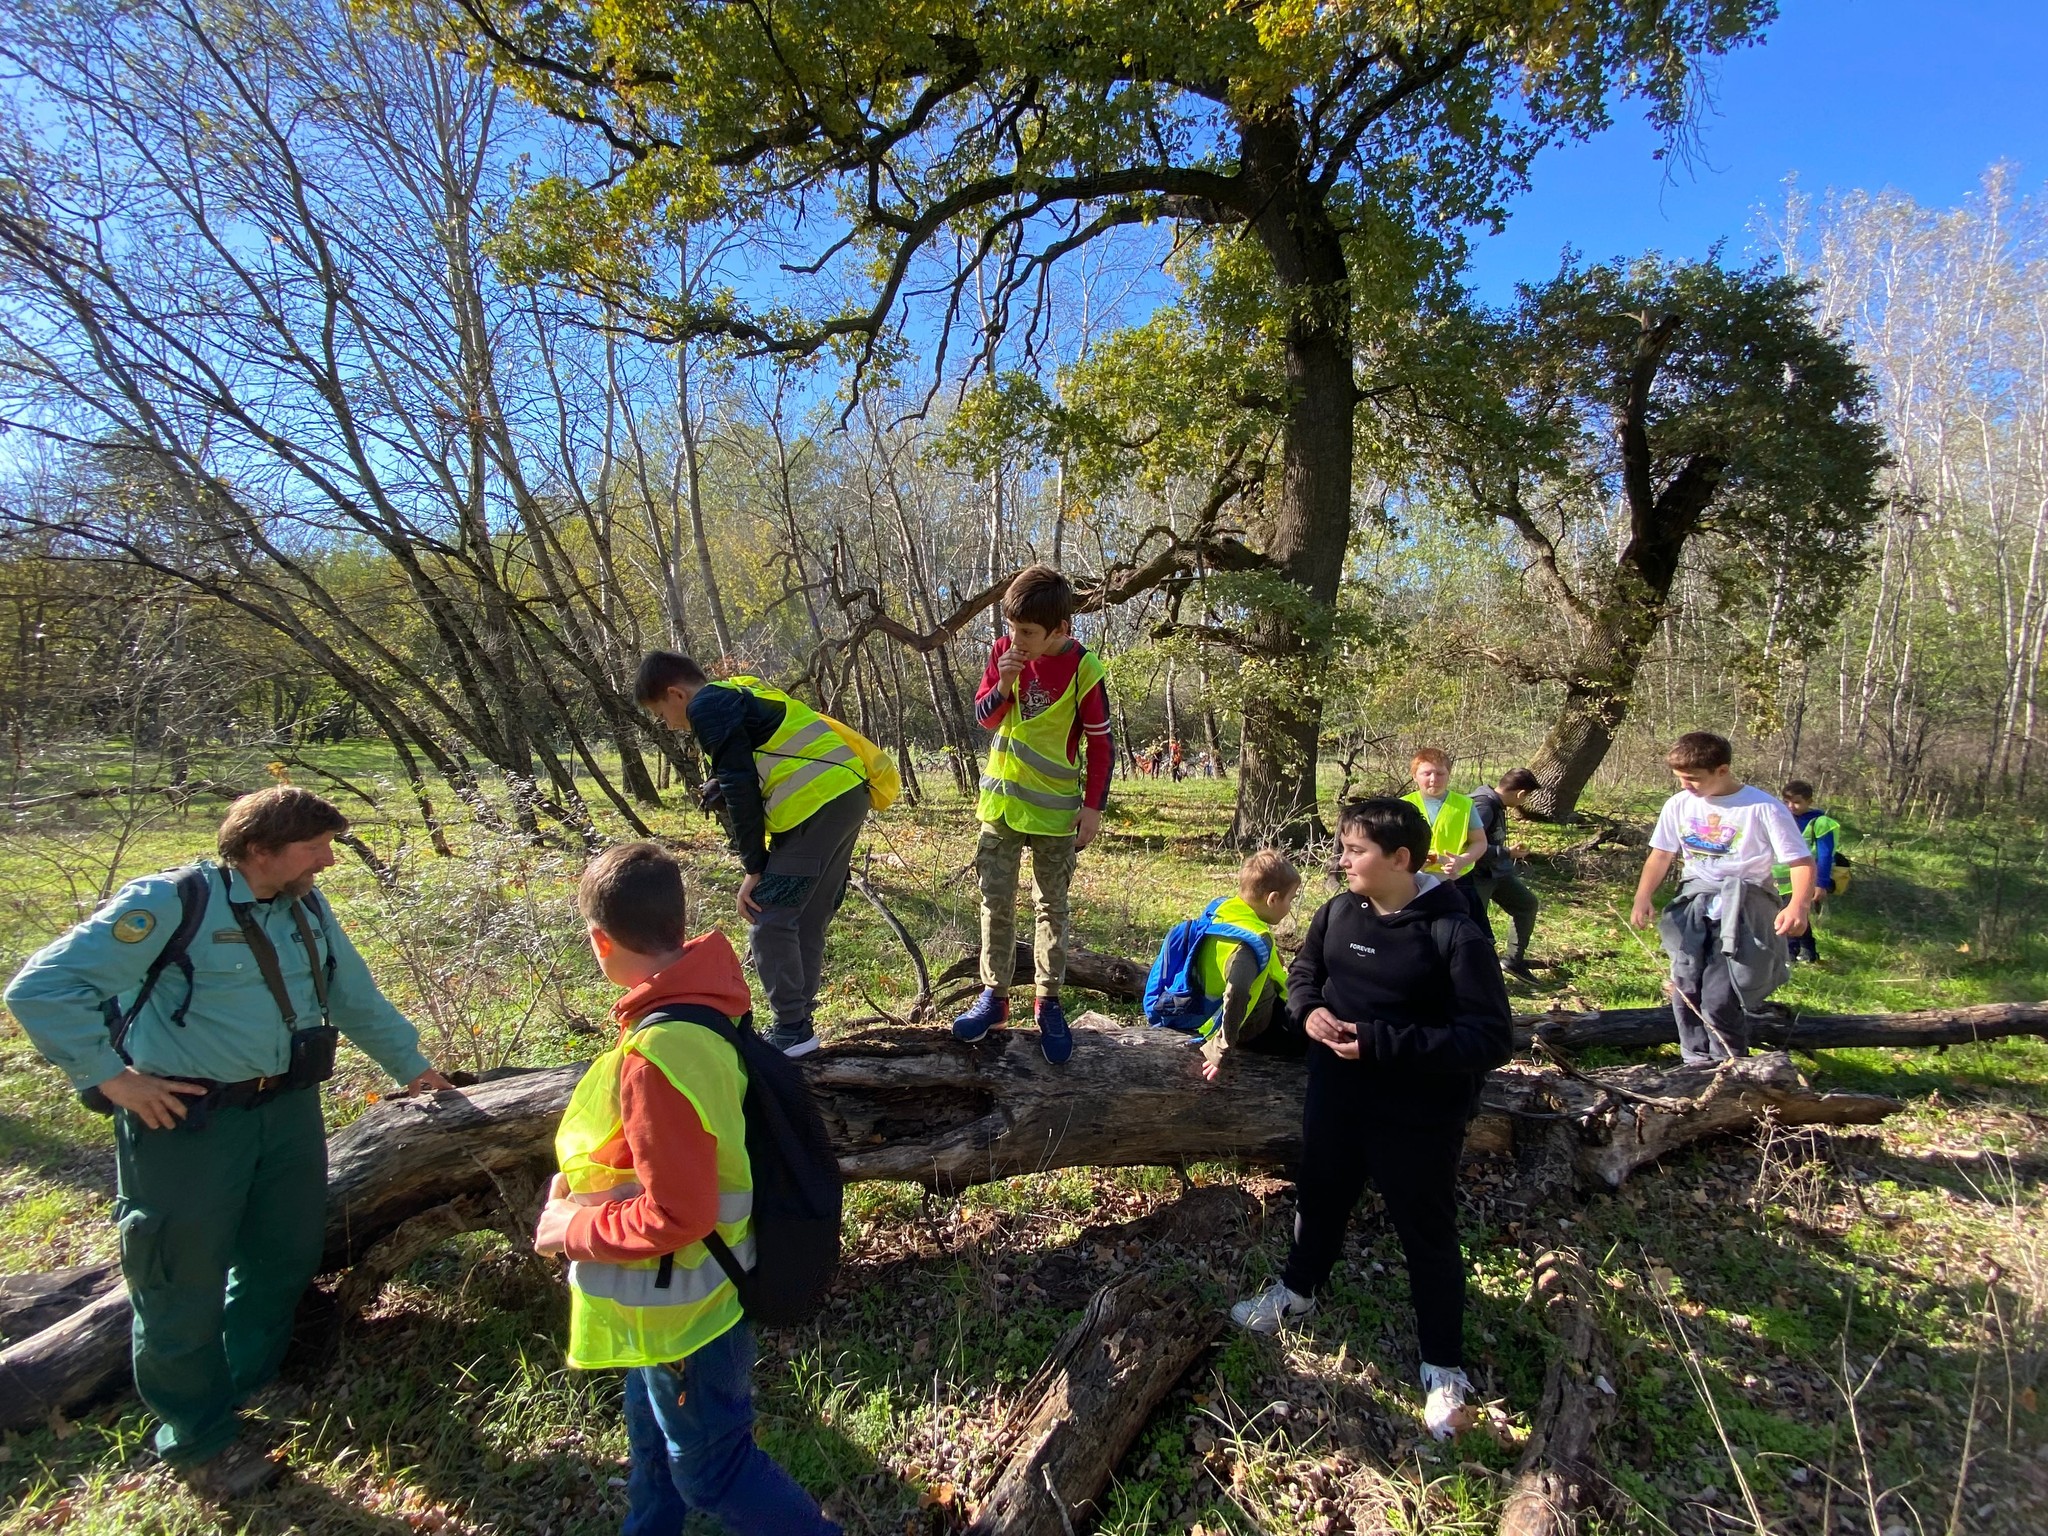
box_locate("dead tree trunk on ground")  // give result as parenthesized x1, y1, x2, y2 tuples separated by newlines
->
(0, 1024, 1895, 1432)
(1497, 1248, 1617, 1536)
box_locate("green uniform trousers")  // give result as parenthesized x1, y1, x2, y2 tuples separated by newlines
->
(113, 1086, 326, 1463)
(976, 822, 1077, 997)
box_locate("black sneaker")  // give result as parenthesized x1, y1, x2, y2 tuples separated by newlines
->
(1503, 952, 1536, 981)
(763, 1018, 820, 1057)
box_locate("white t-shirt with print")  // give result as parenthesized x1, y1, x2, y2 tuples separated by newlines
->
(1649, 785, 1810, 889)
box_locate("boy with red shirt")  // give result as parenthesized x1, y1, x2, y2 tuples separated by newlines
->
(533, 843, 836, 1536)
(953, 565, 1114, 1063)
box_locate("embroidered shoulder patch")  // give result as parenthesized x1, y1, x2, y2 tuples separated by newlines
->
(113, 910, 158, 944)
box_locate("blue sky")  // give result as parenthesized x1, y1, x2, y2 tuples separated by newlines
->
(1463, 0, 2048, 304)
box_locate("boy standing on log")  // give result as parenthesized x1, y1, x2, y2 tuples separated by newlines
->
(1228, 798, 1513, 1441)
(636, 652, 870, 1058)
(533, 843, 839, 1535)
(1629, 733, 1815, 1064)
(952, 565, 1114, 1064)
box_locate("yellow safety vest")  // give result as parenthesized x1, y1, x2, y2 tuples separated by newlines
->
(1403, 790, 1476, 862)
(712, 677, 867, 836)
(1189, 897, 1285, 1044)
(555, 1016, 754, 1369)
(978, 647, 1107, 836)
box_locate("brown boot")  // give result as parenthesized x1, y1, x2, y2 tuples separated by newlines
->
(176, 1437, 283, 1500)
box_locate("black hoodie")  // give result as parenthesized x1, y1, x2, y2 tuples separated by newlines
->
(1286, 875, 1515, 1122)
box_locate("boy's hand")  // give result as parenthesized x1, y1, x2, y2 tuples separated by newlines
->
(533, 1192, 577, 1256)
(996, 648, 1026, 693)
(1628, 896, 1656, 929)
(1774, 902, 1811, 938)
(737, 871, 763, 921)
(1075, 807, 1102, 850)
(1200, 1036, 1225, 1084)
(1304, 1007, 1361, 1060)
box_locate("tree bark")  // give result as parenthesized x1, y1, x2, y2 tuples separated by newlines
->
(1497, 1248, 1616, 1536)
(937, 944, 1148, 1002)
(1530, 999, 2048, 1053)
(968, 1279, 1223, 1535)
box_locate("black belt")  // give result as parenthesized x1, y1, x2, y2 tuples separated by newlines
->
(165, 1073, 305, 1110)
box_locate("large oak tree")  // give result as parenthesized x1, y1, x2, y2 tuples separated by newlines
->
(428, 0, 1774, 839)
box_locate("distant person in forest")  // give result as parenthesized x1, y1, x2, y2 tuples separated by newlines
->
(636, 652, 871, 1057)
(1470, 768, 1542, 980)
(952, 564, 1114, 1064)
(1144, 849, 1304, 1082)
(1629, 733, 1815, 1064)
(1227, 798, 1513, 1442)
(1402, 749, 1488, 925)
(1778, 781, 1841, 963)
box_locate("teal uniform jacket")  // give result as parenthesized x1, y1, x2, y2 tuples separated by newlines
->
(4, 860, 429, 1092)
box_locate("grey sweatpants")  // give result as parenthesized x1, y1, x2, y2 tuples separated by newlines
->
(751, 784, 869, 1030)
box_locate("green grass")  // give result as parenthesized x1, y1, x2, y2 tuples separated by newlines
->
(2, 747, 2046, 1532)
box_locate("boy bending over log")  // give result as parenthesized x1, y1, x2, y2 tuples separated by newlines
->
(1228, 798, 1514, 1441)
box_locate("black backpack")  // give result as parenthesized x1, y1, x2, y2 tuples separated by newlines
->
(635, 1004, 843, 1328)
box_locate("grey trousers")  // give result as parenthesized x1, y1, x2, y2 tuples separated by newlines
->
(751, 784, 869, 1030)
(1471, 868, 1540, 955)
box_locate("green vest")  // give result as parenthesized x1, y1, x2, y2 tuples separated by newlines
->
(978, 647, 1107, 836)
(1403, 790, 1475, 861)
(712, 677, 866, 836)
(1189, 897, 1285, 1044)
(555, 1017, 753, 1369)
(1775, 812, 1842, 896)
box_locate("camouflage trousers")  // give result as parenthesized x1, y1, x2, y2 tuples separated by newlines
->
(975, 821, 1077, 997)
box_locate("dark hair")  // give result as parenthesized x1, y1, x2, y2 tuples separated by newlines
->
(1336, 797, 1430, 873)
(1498, 768, 1541, 794)
(635, 651, 708, 705)
(1782, 779, 1815, 800)
(218, 787, 348, 863)
(1002, 564, 1075, 629)
(1666, 731, 1733, 772)
(578, 842, 688, 956)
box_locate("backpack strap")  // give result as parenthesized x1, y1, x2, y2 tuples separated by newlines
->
(102, 864, 212, 1060)
(1429, 914, 1464, 969)
(633, 1002, 754, 1291)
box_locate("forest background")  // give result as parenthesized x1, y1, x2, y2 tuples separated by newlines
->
(1, 0, 2047, 1533)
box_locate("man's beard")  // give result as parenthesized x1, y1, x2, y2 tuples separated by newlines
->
(283, 873, 321, 900)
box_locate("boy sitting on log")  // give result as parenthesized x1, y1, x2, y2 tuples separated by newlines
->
(1143, 849, 1304, 1081)
(1228, 798, 1514, 1442)
(532, 843, 838, 1535)
(1629, 732, 1814, 1064)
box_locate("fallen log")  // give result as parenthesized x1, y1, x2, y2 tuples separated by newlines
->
(0, 1021, 1895, 1432)
(937, 944, 1148, 1002)
(1498, 1249, 1617, 1536)
(1531, 999, 2048, 1053)
(938, 943, 2048, 1058)
(968, 1278, 1222, 1536)
(0, 1263, 120, 1345)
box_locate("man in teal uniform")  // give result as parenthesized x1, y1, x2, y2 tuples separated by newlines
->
(4, 787, 450, 1497)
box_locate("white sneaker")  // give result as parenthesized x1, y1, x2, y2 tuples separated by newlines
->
(1228, 1281, 1315, 1335)
(1421, 1363, 1473, 1440)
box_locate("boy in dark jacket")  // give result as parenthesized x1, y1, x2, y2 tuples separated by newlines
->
(1228, 798, 1514, 1442)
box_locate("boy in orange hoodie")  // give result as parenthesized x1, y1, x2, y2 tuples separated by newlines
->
(533, 843, 837, 1536)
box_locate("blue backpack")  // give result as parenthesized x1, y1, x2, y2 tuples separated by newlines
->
(1143, 898, 1273, 1031)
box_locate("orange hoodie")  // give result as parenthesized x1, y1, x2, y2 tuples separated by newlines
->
(563, 930, 755, 1266)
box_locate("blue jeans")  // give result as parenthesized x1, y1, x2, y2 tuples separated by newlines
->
(622, 1321, 839, 1536)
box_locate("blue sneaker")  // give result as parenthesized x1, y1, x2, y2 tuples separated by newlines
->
(952, 988, 1009, 1042)
(1036, 995, 1073, 1064)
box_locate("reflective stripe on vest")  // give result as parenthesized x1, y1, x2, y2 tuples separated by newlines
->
(977, 647, 1106, 836)
(1188, 897, 1284, 1044)
(1403, 791, 1475, 860)
(713, 678, 865, 836)
(554, 1015, 753, 1369)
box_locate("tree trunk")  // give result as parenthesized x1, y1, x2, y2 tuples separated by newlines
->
(969, 1278, 1224, 1535)
(1497, 1248, 1616, 1536)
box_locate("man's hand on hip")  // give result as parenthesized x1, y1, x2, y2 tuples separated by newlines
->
(97, 1069, 208, 1131)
